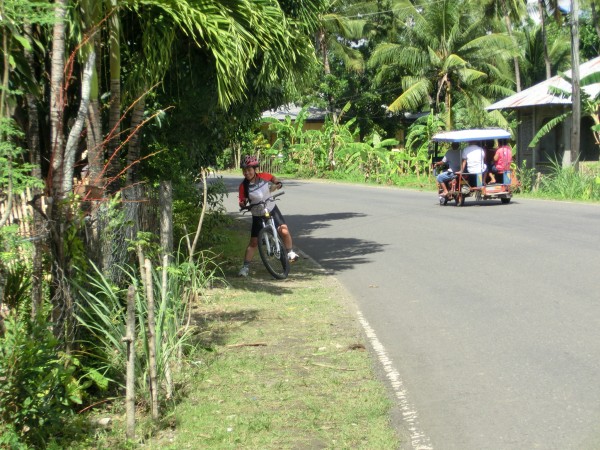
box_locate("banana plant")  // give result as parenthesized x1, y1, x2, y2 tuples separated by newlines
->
(405, 112, 445, 176)
(265, 106, 310, 158)
(362, 132, 399, 183)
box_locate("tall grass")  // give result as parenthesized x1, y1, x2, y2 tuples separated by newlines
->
(73, 253, 223, 407)
(531, 159, 600, 201)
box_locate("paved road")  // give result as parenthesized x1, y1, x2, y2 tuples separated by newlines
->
(223, 175, 600, 450)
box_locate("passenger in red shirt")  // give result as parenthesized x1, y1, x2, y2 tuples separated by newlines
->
(488, 139, 512, 184)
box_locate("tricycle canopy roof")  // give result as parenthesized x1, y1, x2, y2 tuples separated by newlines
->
(432, 128, 511, 143)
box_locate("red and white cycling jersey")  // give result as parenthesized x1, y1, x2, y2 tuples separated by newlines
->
(238, 173, 276, 216)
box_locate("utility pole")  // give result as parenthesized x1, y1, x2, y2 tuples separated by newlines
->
(570, 0, 581, 170)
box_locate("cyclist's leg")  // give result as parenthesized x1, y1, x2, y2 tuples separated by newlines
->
(270, 207, 291, 248)
(243, 217, 262, 261)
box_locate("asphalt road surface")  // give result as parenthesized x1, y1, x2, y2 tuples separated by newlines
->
(222, 175, 600, 450)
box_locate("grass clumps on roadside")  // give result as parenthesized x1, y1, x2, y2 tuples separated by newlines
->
(145, 221, 400, 449)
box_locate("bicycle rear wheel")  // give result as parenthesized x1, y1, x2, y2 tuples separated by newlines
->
(257, 227, 290, 279)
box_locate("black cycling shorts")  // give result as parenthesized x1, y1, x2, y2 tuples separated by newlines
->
(250, 205, 286, 238)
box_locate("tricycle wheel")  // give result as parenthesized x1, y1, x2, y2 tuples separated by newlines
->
(501, 197, 511, 204)
(455, 193, 465, 206)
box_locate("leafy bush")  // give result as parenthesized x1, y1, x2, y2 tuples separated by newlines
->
(0, 313, 82, 448)
(514, 160, 537, 193)
(2, 261, 32, 312)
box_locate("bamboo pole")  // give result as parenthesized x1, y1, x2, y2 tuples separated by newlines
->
(161, 254, 173, 400)
(188, 168, 208, 264)
(144, 258, 159, 420)
(124, 285, 136, 439)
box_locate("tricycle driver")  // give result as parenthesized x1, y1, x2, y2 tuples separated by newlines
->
(433, 142, 461, 198)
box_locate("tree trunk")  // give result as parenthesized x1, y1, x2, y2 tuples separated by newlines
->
(82, 0, 104, 188)
(63, 50, 95, 196)
(144, 258, 159, 421)
(188, 172, 206, 263)
(570, 0, 581, 169)
(24, 23, 45, 317)
(445, 78, 453, 130)
(125, 285, 136, 440)
(79, 0, 105, 268)
(119, 93, 147, 270)
(318, 28, 330, 75)
(126, 94, 146, 187)
(106, 0, 121, 195)
(159, 180, 173, 262)
(49, 0, 73, 343)
(538, 0, 552, 79)
(501, 0, 521, 92)
(0, 271, 5, 337)
(50, 0, 67, 201)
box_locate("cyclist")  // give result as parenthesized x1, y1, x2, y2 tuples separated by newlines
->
(238, 155, 299, 277)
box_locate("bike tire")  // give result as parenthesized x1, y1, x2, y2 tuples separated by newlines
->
(257, 227, 290, 280)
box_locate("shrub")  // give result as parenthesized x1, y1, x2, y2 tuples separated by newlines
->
(0, 313, 82, 448)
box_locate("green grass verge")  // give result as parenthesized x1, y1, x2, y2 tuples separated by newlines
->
(141, 220, 400, 449)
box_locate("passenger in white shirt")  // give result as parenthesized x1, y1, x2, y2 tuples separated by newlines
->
(461, 142, 487, 174)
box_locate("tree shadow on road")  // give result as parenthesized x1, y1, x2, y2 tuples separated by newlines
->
(285, 211, 386, 273)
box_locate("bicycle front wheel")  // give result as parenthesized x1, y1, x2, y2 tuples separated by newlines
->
(257, 227, 290, 280)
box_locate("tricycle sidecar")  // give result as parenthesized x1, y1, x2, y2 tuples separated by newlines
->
(431, 128, 516, 206)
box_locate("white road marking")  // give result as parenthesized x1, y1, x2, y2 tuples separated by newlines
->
(356, 310, 433, 450)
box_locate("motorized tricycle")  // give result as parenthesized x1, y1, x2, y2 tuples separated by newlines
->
(431, 128, 516, 206)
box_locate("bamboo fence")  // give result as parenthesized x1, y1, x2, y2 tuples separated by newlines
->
(0, 187, 46, 239)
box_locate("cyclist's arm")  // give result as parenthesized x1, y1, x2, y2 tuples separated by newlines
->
(256, 172, 280, 185)
(238, 183, 247, 208)
(269, 175, 283, 189)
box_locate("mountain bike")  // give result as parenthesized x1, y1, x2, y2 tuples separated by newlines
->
(241, 191, 290, 280)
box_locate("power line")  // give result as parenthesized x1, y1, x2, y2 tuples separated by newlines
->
(339, 0, 448, 20)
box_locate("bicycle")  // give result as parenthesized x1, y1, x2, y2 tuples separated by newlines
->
(240, 190, 290, 280)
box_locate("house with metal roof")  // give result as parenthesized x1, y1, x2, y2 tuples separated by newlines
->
(487, 55, 600, 171)
(260, 103, 329, 146)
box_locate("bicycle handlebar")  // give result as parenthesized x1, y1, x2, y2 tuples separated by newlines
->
(240, 191, 285, 212)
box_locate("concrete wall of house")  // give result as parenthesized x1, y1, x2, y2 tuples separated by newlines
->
(581, 116, 600, 161)
(260, 120, 325, 146)
(516, 104, 599, 172)
(303, 122, 323, 131)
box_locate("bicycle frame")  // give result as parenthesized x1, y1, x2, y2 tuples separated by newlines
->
(259, 201, 282, 257)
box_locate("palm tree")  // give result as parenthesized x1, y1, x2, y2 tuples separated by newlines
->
(536, 0, 563, 79)
(480, 0, 528, 92)
(316, 1, 369, 75)
(519, 22, 571, 87)
(369, 0, 517, 129)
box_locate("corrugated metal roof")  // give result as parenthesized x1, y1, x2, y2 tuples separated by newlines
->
(487, 56, 600, 110)
(261, 104, 327, 121)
